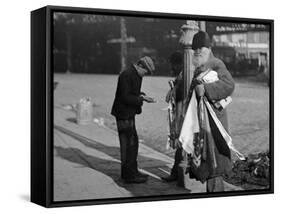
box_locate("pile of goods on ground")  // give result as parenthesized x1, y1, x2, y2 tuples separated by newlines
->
(225, 152, 270, 189)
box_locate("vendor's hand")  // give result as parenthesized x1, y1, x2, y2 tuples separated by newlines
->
(195, 84, 205, 97)
(175, 138, 182, 149)
(142, 95, 156, 103)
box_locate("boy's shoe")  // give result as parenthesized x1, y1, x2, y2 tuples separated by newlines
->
(123, 176, 148, 184)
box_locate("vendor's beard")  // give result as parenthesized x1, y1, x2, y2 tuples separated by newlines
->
(192, 51, 210, 68)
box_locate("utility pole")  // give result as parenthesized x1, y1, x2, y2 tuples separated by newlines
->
(120, 17, 128, 72)
(66, 32, 72, 74)
(107, 18, 135, 73)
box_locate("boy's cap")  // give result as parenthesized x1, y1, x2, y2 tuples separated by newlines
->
(139, 56, 155, 74)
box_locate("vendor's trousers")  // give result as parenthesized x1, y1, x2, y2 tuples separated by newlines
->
(116, 118, 139, 179)
(207, 176, 224, 192)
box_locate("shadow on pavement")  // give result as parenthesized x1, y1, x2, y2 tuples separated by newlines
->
(54, 125, 191, 197)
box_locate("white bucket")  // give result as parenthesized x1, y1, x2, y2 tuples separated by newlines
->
(76, 97, 93, 125)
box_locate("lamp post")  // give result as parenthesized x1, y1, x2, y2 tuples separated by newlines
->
(177, 20, 199, 188)
(179, 21, 199, 100)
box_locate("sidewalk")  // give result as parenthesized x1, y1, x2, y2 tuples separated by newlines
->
(53, 105, 241, 202)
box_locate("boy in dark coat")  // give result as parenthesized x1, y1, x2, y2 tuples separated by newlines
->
(191, 31, 235, 192)
(111, 56, 156, 183)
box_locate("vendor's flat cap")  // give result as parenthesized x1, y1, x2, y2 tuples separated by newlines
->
(192, 31, 211, 50)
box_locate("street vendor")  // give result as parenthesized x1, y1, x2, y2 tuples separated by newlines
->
(181, 31, 235, 192)
(111, 56, 156, 184)
(162, 51, 185, 183)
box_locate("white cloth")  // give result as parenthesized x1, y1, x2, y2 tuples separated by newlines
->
(179, 70, 245, 160)
(178, 91, 199, 153)
(178, 69, 217, 154)
(198, 69, 219, 83)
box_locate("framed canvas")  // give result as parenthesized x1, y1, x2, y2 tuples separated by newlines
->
(31, 5, 274, 207)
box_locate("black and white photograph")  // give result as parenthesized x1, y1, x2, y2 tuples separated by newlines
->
(2, 0, 281, 212)
(51, 8, 272, 204)
(29, 4, 274, 208)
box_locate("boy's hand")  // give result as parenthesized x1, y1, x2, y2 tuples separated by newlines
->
(142, 95, 156, 103)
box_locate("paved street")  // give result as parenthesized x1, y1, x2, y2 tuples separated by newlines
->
(53, 104, 240, 201)
(53, 74, 268, 201)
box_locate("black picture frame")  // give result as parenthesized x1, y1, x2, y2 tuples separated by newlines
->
(31, 5, 274, 208)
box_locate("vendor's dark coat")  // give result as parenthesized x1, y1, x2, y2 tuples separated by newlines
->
(200, 53, 235, 131)
(111, 65, 143, 120)
(203, 54, 235, 131)
(192, 52, 235, 180)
